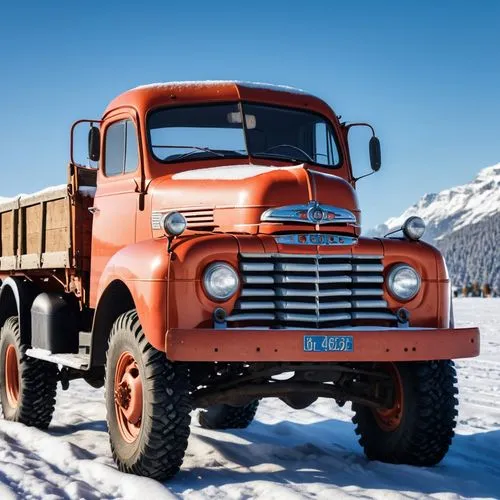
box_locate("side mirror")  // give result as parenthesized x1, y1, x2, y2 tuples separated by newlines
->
(369, 136, 381, 172)
(88, 126, 100, 162)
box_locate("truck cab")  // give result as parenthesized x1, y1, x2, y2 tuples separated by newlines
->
(0, 81, 479, 481)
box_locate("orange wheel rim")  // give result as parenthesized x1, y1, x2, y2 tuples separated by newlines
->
(114, 351, 143, 443)
(5, 344, 20, 408)
(373, 363, 404, 432)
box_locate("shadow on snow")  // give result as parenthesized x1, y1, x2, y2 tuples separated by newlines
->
(168, 418, 500, 498)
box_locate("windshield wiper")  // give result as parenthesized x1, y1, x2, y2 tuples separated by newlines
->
(152, 145, 247, 161)
(152, 145, 226, 160)
(251, 152, 304, 164)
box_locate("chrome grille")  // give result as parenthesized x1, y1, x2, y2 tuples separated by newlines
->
(227, 253, 397, 328)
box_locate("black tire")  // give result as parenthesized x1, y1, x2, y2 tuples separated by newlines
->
(0, 316, 57, 428)
(198, 400, 259, 430)
(352, 360, 458, 466)
(105, 310, 192, 481)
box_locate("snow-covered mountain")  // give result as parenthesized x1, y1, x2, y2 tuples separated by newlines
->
(371, 163, 500, 243)
(370, 163, 500, 289)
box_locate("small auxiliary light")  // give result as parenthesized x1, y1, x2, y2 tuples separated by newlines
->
(161, 211, 187, 253)
(162, 212, 187, 237)
(402, 216, 426, 241)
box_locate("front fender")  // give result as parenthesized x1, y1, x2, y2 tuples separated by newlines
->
(95, 238, 171, 351)
(95, 233, 240, 352)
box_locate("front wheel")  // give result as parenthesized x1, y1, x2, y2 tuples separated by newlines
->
(352, 360, 458, 466)
(105, 310, 192, 480)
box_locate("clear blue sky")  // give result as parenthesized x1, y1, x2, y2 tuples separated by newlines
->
(1, 1, 499, 228)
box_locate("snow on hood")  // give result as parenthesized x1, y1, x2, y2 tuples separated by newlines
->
(371, 162, 500, 242)
(171, 164, 303, 181)
(132, 80, 310, 95)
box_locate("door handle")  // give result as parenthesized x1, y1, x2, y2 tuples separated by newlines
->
(88, 206, 100, 215)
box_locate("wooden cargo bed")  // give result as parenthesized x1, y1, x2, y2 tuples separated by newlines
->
(0, 165, 96, 274)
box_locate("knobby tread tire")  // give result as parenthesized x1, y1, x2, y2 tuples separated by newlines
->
(0, 316, 58, 428)
(352, 360, 458, 466)
(105, 310, 192, 481)
(198, 400, 260, 430)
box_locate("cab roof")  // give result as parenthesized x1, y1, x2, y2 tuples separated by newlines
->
(104, 80, 334, 120)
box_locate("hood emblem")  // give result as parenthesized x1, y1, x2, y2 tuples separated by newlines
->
(261, 201, 357, 225)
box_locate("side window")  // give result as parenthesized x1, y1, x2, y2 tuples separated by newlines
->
(125, 121, 139, 173)
(105, 122, 125, 176)
(104, 120, 139, 176)
(314, 122, 340, 166)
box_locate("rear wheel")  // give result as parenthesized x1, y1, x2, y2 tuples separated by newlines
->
(105, 310, 192, 480)
(0, 317, 58, 428)
(198, 400, 259, 430)
(352, 360, 458, 466)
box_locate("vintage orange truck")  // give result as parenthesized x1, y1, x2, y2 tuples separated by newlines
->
(0, 81, 479, 480)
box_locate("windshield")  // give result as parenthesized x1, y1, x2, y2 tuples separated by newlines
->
(148, 103, 341, 167)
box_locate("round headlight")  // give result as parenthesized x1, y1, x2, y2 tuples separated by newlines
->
(162, 211, 187, 236)
(203, 262, 240, 301)
(387, 264, 421, 301)
(402, 216, 426, 241)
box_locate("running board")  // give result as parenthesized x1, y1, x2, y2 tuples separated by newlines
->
(26, 348, 90, 370)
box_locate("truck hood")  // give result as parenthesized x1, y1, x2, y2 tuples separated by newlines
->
(149, 163, 360, 234)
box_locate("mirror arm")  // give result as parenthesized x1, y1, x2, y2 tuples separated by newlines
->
(353, 171, 375, 183)
(345, 122, 376, 137)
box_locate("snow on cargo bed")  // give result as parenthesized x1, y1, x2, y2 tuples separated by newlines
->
(0, 298, 498, 499)
(0, 184, 95, 211)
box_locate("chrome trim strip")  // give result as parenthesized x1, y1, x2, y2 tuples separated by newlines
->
(275, 312, 352, 322)
(240, 253, 382, 260)
(261, 201, 357, 225)
(275, 275, 352, 284)
(275, 262, 352, 272)
(352, 275, 384, 284)
(352, 263, 384, 272)
(351, 312, 397, 320)
(274, 234, 357, 246)
(352, 288, 384, 296)
(238, 301, 275, 310)
(240, 289, 276, 297)
(276, 288, 353, 297)
(241, 262, 275, 272)
(242, 275, 275, 284)
(226, 313, 275, 321)
(351, 300, 388, 309)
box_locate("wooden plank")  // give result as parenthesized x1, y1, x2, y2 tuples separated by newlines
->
(19, 251, 69, 269)
(0, 212, 13, 257)
(25, 203, 42, 254)
(0, 256, 17, 270)
(45, 198, 70, 253)
(41, 251, 70, 268)
(39, 201, 46, 266)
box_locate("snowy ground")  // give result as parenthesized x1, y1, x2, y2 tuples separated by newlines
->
(0, 298, 498, 499)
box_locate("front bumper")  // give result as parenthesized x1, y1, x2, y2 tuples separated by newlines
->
(166, 327, 480, 362)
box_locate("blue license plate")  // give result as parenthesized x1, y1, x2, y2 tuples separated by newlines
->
(303, 335, 354, 352)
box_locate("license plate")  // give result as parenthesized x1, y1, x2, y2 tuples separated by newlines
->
(303, 335, 354, 352)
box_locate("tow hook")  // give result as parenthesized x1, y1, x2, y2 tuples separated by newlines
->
(396, 308, 410, 328)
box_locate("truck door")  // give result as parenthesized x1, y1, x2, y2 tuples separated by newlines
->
(89, 113, 141, 307)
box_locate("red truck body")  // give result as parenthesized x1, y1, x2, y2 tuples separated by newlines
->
(0, 81, 479, 480)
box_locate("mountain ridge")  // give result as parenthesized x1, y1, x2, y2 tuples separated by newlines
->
(370, 163, 500, 290)
(370, 163, 500, 243)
